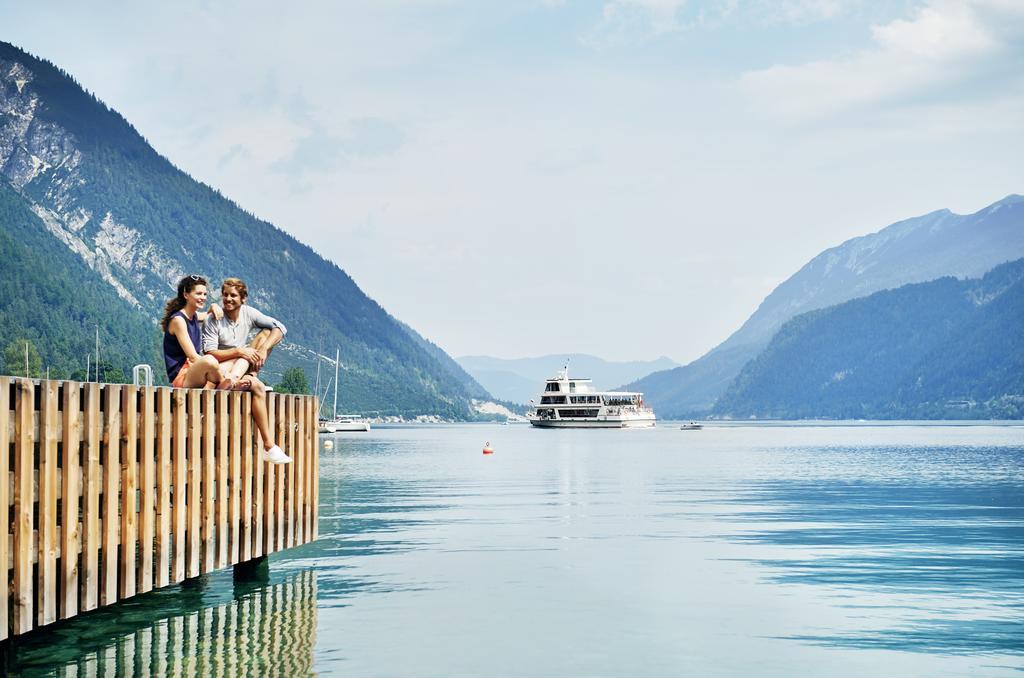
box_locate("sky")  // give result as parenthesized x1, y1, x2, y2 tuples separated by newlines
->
(2, 0, 1022, 363)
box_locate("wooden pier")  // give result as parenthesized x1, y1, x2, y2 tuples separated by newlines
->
(0, 377, 319, 640)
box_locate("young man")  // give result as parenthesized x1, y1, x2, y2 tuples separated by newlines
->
(202, 277, 291, 464)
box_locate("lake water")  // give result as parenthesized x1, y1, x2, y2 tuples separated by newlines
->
(6, 423, 1023, 676)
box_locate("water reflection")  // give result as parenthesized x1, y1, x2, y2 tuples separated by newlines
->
(283, 472, 451, 601)
(4, 570, 318, 677)
(723, 445, 1024, 656)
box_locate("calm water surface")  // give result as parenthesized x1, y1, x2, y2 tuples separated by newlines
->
(7, 423, 1024, 676)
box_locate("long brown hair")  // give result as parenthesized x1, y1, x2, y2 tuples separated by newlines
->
(161, 275, 208, 332)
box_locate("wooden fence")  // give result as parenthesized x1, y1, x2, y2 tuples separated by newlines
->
(0, 377, 320, 640)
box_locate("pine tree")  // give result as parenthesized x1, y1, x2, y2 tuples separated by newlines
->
(276, 368, 310, 394)
(2, 339, 42, 378)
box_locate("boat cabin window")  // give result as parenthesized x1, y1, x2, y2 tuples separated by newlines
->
(569, 395, 600, 404)
(540, 396, 567, 405)
(545, 383, 560, 392)
(557, 408, 598, 418)
(569, 382, 576, 393)
(602, 395, 639, 406)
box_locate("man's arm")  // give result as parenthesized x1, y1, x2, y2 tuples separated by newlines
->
(246, 306, 287, 337)
(196, 303, 223, 324)
(202, 316, 259, 363)
(245, 306, 286, 370)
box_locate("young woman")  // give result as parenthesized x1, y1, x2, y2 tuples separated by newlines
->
(161, 275, 224, 388)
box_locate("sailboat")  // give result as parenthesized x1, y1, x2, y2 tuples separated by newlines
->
(318, 348, 371, 433)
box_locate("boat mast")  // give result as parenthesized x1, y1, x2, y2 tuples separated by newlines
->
(314, 353, 322, 417)
(333, 348, 340, 419)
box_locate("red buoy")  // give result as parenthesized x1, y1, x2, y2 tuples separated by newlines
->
(482, 441, 494, 455)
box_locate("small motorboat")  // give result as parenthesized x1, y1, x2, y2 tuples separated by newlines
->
(680, 421, 703, 430)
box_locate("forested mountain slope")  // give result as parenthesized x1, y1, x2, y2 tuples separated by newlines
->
(626, 195, 1024, 417)
(713, 259, 1024, 419)
(0, 42, 488, 417)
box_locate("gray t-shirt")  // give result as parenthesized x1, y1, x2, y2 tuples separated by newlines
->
(202, 305, 287, 352)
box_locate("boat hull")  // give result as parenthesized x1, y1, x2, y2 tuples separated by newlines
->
(319, 421, 371, 433)
(529, 416, 656, 429)
(333, 422, 371, 432)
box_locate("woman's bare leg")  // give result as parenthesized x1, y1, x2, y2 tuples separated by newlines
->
(182, 355, 223, 388)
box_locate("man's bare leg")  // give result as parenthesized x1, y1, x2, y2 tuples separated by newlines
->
(220, 330, 275, 386)
(243, 375, 290, 463)
(243, 375, 273, 448)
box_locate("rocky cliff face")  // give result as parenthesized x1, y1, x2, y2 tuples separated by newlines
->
(1, 58, 183, 307)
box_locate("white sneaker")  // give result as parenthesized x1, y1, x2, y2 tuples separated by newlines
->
(261, 445, 292, 464)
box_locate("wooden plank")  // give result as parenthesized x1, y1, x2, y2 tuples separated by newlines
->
(216, 390, 229, 568)
(229, 391, 242, 564)
(309, 399, 317, 540)
(60, 381, 82, 619)
(264, 393, 276, 555)
(252, 392, 264, 558)
(305, 395, 313, 544)
(12, 379, 34, 635)
(138, 386, 155, 593)
(187, 389, 201, 578)
(0, 376, 10, 640)
(309, 395, 317, 542)
(202, 389, 216, 574)
(172, 390, 187, 583)
(241, 393, 254, 561)
(101, 385, 121, 606)
(286, 395, 297, 548)
(295, 395, 305, 545)
(81, 383, 101, 612)
(155, 389, 172, 588)
(119, 385, 138, 599)
(38, 380, 60, 626)
(275, 394, 286, 552)
(299, 396, 307, 543)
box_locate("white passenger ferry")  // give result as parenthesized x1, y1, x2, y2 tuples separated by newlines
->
(527, 368, 656, 428)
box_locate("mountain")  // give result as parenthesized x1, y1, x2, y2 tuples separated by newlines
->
(0, 42, 490, 418)
(0, 179, 161, 378)
(626, 196, 1024, 417)
(457, 354, 679, 404)
(713, 259, 1024, 419)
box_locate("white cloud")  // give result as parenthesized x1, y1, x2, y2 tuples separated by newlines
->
(740, 0, 1017, 120)
(871, 3, 994, 58)
(582, 0, 688, 46)
(583, 0, 858, 44)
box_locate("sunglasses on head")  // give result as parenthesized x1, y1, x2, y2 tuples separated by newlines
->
(189, 274, 202, 281)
